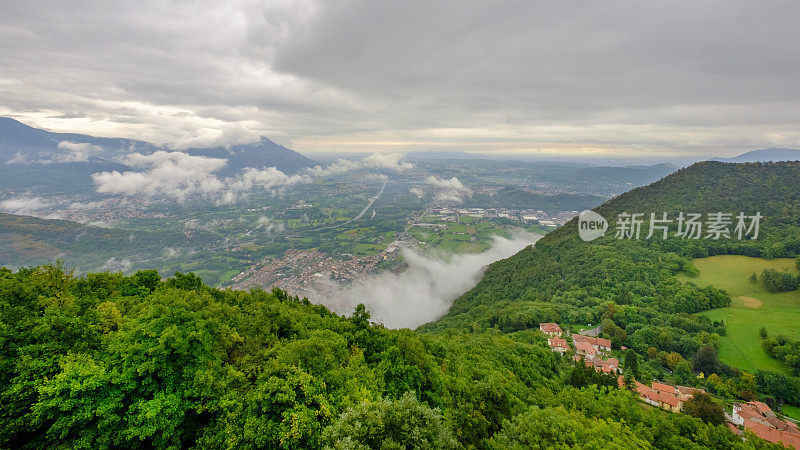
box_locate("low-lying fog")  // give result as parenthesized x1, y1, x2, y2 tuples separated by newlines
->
(311, 230, 541, 329)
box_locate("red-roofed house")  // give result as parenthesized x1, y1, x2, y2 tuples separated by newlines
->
(572, 334, 611, 353)
(635, 382, 682, 412)
(676, 385, 706, 401)
(630, 380, 701, 413)
(617, 376, 701, 414)
(547, 338, 569, 354)
(593, 356, 619, 373)
(752, 401, 775, 416)
(657, 391, 681, 413)
(732, 401, 800, 447)
(574, 340, 597, 357)
(733, 402, 774, 426)
(652, 382, 678, 396)
(742, 420, 800, 448)
(577, 355, 620, 374)
(636, 383, 660, 408)
(539, 323, 563, 337)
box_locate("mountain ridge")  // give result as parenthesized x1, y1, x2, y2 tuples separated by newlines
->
(423, 160, 800, 335)
(0, 117, 316, 174)
(710, 147, 800, 163)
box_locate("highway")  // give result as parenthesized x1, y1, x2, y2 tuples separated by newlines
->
(317, 176, 387, 230)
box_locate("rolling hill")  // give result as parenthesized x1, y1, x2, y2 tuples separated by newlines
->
(421, 160, 800, 421)
(423, 161, 800, 361)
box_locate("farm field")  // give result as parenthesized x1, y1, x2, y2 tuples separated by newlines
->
(677, 255, 800, 374)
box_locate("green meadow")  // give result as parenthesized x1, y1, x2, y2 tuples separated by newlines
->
(678, 255, 800, 374)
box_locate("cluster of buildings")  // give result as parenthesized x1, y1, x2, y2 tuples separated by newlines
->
(731, 401, 800, 448)
(541, 321, 704, 414)
(572, 334, 612, 355)
(627, 379, 705, 413)
(540, 323, 619, 374)
(623, 375, 800, 448)
(229, 248, 390, 294)
(538, 323, 800, 447)
(579, 353, 619, 374)
(571, 334, 617, 374)
(428, 208, 579, 227)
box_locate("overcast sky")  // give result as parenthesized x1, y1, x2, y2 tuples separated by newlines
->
(1, 0, 798, 158)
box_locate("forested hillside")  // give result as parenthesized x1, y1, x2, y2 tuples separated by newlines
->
(426, 162, 800, 340)
(423, 162, 800, 419)
(0, 265, 771, 448)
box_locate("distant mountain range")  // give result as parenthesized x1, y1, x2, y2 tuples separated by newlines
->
(0, 117, 316, 174)
(710, 147, 800, 163)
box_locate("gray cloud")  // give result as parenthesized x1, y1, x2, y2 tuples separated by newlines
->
(1, 1, 798, 157)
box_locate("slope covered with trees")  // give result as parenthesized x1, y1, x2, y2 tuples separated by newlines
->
(0, 265, 772, 449)
(425, 162, 800, 348)
(422, 161, 800, 416)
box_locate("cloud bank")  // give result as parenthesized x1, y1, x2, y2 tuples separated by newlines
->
(0, 196, 117, 221)
(92, 151, 412, 202)
(93, 151, 228, 200)
(100, 257, 133, 272)
(54, 141, 103, 162)
(310, 230, 540, 329)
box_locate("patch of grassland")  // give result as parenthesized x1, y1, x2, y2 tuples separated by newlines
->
(677, 255, 800, 374)
(782, 404, 800, 421)
(407, 227, 435, 242)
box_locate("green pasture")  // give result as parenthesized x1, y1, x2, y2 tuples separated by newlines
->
(678, 255, 800, 374)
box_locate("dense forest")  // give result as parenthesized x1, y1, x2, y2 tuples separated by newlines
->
(0, 265, 781, 448)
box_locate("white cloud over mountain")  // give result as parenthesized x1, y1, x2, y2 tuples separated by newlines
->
(91, 151, 412, 202)
(54, 141, 103, 162)
(93, 151, 229, 200)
